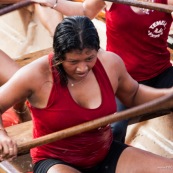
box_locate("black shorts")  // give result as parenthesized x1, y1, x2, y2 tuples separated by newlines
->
(33, 141, 128, 173)
(139, 66, 173, 88)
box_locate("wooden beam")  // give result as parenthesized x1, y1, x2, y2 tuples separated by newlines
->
(15, 47, 53, 67)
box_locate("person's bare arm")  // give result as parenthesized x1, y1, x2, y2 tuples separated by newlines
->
(167, 0, 173, 5)
(34, 4, 64, 36)
(99, 49, 173, 108)
(0, 50, 19, 85)
(0, 50, 31, 122)
(115, 57, 173, 107)
(32, 0, 106, 19)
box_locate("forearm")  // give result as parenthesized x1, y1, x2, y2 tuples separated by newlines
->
(0, 112, 6, 134)
(132, 84, 172, 106)
(54, 0, 85, 17)
(13, 101, 31, 122)
(34, 4, 64, 36)
(55, 0, 105, 19)
(32, 0, 105, 19)
(0, 116, 4, 130)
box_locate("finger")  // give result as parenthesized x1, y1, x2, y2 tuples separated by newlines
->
(1, 140, 17, 160)
(0, 145, 2, 153)
(0, 145, 4, 161)
(7, 141, 17, 159)
(0, 154, 3, 162)
(0, 143, 9, 160)
(11, 141, 18, 157)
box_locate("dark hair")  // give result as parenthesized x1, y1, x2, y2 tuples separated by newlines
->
(52, 16, 100, 86)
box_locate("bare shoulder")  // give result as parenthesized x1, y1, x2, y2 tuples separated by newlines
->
(10, 55, 51, 92)
(24, 55, 50, 72)
(98, 48, 125, 72)
(0, 54, 51, 111)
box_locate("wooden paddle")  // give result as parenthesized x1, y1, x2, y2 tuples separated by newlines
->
(0, 0, 173, 16)
(0, 0, 33, 16)
(16, 93, 173, 155)
(110, 0, 173, 13)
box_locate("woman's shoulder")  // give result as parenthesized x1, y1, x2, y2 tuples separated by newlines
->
(98, 48, 124, 67)
(97, 49, 127, 85)
(13, 55, 50, 85)
(21, 55, 49, 72)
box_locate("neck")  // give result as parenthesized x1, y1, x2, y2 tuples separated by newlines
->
(68, 77, 86, 87)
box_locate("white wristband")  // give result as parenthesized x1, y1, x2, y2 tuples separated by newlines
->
(52, 0, 58, 9)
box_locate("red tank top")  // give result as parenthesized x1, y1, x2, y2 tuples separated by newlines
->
(29, 54, 116, 168)
(106, 0, 172, 81)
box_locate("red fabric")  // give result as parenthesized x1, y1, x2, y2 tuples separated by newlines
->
(106, 0, 172, 81)
(2, 107, 21, 127)
(29, 54, 116, 168)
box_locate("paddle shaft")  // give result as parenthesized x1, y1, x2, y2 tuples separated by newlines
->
(0, 0, 33, 16)
(0, 0, 173, 16)
(17, 93, 173, 154)
(108, 0, 173, 13)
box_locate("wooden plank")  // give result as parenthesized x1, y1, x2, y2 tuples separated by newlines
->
(15, 47, 53, 67)
(0, 122, 33, 173)
(6, 120, 32, 147)
(0, 121, 33, 173)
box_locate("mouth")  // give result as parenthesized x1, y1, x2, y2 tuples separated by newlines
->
(76, 72, 88, 78)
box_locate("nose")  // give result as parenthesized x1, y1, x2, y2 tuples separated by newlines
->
(76, 63, 88, 72)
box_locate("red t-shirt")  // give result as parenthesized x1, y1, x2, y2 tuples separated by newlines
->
(29, 54, 116, 168)
(106, 0, 172, 81)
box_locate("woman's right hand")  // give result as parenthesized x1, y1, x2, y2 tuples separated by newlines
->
(0, 129, 17, 162)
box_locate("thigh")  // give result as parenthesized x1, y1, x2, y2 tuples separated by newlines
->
(48, 164, 81, 173)
(33, 159, 81, 173)
(116, 146, 173, 173)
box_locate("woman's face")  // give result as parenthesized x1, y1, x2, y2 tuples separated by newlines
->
(63, 48, 98, 80)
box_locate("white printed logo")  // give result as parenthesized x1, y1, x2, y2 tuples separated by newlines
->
(148, 20, 167, 38)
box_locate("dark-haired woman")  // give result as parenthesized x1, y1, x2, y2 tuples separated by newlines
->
(0, 16, 173, 173)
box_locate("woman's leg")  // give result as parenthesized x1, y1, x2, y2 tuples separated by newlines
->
(116, 146, 173, 173)
(47, 164, 81, 173)
(33, 159, 81, 173)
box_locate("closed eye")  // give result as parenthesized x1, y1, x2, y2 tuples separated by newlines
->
(67, 60, 79, 65)
(85, 56, 95, 62)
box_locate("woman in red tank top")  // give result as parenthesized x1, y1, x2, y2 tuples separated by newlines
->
(0, 16, 173, 173)
(32, 0, 173, 145)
